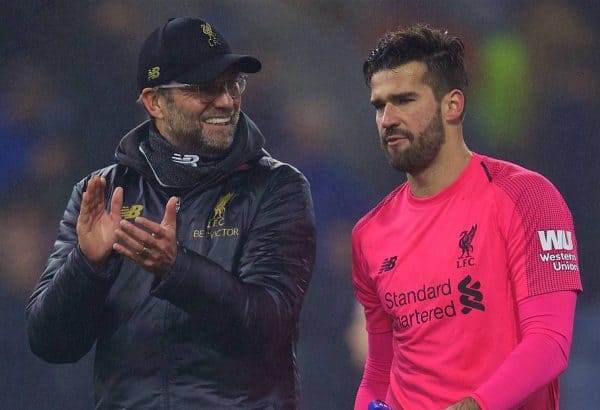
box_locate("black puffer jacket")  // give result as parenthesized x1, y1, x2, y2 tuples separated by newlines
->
(26, 114, 316, 409)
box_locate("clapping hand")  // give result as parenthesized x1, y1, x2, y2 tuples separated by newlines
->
(113, 196, 178, 278)
(444, 397, 480, 410)
(77, 176, 123, 268)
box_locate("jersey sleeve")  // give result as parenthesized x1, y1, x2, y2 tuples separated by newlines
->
(499, 171, 582, 301)
(352, 227, 393, 334)
(473, 291, 576, 409)
(354, 330, 393, 410)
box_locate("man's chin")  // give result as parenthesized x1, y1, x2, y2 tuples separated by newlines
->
(205, 129, 235, 145)
(201, 134, 235, 156)
(387, 153, 415, 173)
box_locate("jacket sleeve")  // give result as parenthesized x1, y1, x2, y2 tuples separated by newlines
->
(25, 178, 121, 363)
(151, 166, 316, 351)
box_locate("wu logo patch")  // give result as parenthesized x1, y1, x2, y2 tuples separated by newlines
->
(458, 274, 485, 314)
(200, 23, 221, 47)
(172, 153, 200, 167)
(121, 205, 143, 220)
(537, 230, 573, 251)
(378, 256, 397, 275)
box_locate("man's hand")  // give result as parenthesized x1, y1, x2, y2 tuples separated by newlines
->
(77, 176, 123, 267)
(113, 196, 178, 278)
(444, 397, 481, 410)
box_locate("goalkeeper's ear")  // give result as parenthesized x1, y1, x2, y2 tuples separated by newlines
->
(442, 88, 465, 123)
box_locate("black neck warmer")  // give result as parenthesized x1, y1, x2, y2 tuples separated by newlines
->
(139, 124, 227, 188)
(116, 113, 266, 191)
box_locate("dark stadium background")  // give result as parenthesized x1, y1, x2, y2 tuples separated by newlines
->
(1, 1, 598, 408)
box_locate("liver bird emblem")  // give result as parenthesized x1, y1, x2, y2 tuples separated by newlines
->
(459, 224, 478, 258)
(213, 192, 234, 219)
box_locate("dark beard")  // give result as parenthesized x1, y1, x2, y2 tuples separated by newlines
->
(169, 127, 229, 158)
(382, 110, 445, 174)
(163, 102, 238, 157)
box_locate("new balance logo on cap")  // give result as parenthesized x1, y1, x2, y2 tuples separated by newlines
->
(172, 153, 200, 167)
(537, 230, 573, 251)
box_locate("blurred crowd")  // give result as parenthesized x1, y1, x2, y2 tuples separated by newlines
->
(1, 1, 598, 408)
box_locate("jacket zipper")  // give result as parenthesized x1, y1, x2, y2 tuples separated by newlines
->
(162, 196, 181, 410)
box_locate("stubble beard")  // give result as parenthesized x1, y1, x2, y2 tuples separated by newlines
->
(163, 101, 239, 157)
(381, 110, 445, 174)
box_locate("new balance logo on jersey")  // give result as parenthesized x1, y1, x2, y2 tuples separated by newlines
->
(537, 230, 573, 251)
(458, 274, 485, 314)
(378, 256, 397, 274)
(172, 153, 200, 167)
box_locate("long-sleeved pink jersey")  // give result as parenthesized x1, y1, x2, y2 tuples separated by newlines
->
(352, 153, 582, 409)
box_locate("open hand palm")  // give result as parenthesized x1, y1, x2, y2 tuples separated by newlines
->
(77, 176, 123, 265)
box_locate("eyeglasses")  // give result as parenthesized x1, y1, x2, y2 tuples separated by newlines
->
(154, 74, 247, 103)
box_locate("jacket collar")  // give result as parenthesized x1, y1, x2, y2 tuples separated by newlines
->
(114, 112, 268, 190)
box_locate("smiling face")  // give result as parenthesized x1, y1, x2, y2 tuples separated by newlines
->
(156, 69, 242, 156)
(370, 61, 446, 174)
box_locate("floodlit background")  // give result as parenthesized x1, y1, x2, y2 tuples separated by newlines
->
(1, 1, 598, 408)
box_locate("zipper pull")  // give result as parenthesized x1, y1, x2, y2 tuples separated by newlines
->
(175, 197, 182, 246)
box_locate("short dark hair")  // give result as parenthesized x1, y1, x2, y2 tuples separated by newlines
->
(363, 24, 469, 103)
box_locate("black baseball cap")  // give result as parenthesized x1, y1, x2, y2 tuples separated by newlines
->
(137, 17, 261, 92)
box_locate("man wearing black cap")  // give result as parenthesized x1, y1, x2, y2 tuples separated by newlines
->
(26, 17, 315, 409)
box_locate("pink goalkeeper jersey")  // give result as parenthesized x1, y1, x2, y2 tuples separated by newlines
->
(352, 153, 582, 410)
